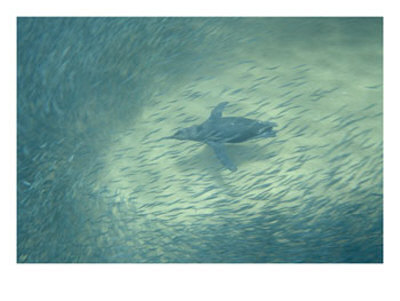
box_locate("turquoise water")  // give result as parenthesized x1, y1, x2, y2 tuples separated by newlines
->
(17, 17, 383, 263)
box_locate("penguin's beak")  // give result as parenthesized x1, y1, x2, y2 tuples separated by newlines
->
(160, 135, 176, 141)
(160, 130, 186, 141)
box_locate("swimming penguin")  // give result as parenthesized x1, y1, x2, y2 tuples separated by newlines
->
(165, 102, 277, 171)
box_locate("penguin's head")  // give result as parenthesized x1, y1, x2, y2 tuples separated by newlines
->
(165, 125, 201, 141)
(170, 129, 190, 140)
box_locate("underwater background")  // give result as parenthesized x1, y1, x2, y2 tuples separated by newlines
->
(17, 17, 383, 263)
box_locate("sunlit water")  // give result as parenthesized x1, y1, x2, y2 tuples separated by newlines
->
(17, 17, 382, 263)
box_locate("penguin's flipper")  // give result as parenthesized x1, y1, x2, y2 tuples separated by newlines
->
(208, 102, 229, 120)
(207, 141, 237, 172)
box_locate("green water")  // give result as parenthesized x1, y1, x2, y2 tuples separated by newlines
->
(17, 17, 382, 263)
